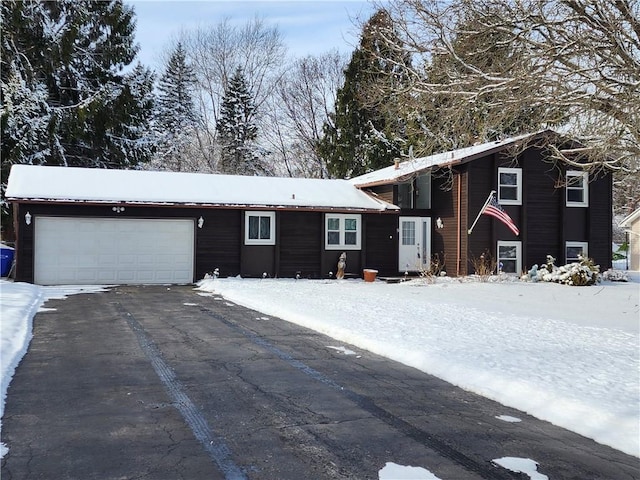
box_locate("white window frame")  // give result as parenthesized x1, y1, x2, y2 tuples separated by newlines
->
(325, 214, 361, 250)
(497, 167, 522, 205)
(566, 170, 589, 207)
(497, 240, 522, 275)
(244, 211, 276, 245)
(566, 241, 588, 263)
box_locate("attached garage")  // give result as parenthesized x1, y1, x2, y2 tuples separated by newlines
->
(6, 165, 398, 285)
(34, 217, 195, 285)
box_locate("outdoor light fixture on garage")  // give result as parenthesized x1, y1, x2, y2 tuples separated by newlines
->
(198, 216, 204, 228)
(24, 211, 31, 225)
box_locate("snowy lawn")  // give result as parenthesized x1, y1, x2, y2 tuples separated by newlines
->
(197, 274, 640, 458)
(1, 274, 638, 467)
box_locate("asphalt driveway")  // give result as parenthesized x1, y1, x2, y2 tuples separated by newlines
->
(1, 285, 638, 479)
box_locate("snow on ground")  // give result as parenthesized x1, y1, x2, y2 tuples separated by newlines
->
(492, 457, 548, 480)
(0, 273, 638, 467)
(197, 274, 640, 458)
(379, 462, 442, 480)
(0, 281, 109, 458)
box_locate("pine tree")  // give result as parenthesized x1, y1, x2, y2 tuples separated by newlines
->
(317, 9, 412, 178)
(1, 0, 153, 170)
(154, 42, 199, 171)
(216, 67, 268, 175)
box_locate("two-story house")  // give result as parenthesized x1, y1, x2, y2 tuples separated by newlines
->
(351, 130, 613, 277)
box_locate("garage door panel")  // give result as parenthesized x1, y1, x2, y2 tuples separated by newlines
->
(98, 271, 117, 283)
(99, 254, 118, 267)
(77, 270, 100, 283)
(35, 217, 195, 285)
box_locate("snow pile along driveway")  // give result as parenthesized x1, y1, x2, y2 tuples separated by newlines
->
(198, 276, 640, 458)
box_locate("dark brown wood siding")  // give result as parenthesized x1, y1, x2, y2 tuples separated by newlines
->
(587, 172, 613, 269)
(519, 149, 561, 270)
(363, 213, 397, 276)
(458, 169, 470, 276)
(322, 249, 362, 278)
(466, 157, 507, 273)
(277, 211, 322, 278)
(241, 245, 275, 278)
(196, 209, 241, 279)
(430, 169, 468, 276)
(13, 203, 33, 283)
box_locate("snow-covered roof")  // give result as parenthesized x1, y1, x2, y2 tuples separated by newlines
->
(350, 132, 544, 188)
(6, 165, 398, 212)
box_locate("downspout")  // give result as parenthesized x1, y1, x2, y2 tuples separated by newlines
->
(457, 174, 461, 277)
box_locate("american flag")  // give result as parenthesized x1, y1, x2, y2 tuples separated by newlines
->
(482, 194, 520, 236)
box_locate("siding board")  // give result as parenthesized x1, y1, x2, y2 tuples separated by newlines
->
(278, 211, 322, 278)
(363, 214, 397, 276)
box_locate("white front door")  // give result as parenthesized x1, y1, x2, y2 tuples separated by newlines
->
(398, 216, 431, 273)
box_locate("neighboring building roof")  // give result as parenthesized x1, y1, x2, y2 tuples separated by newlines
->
(350, 131, 550, 188)
(6, 165, 398, 212)
(619, 208, 640, 228)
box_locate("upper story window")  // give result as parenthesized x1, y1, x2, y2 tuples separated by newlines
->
(498, 167, 522, 205)
(398, 182, 413, 209)
(566, 241, 588, 263)
(397, 173, 431, 209)
(245, 211, 276, 245)
(415, 173, 431, 209)
(325, 214, 361, 250)
(566, 170, 589, 207)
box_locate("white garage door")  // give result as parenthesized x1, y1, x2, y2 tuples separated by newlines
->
(34, 217, 195, 285)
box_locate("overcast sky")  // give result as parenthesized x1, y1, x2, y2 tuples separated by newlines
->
(126, 1, 377, 70)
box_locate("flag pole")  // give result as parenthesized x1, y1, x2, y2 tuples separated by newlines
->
(468, 190, 496, 235)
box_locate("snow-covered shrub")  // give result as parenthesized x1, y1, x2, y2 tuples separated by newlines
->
(528, 255, 600, 286)
(602, 269, 629, 282)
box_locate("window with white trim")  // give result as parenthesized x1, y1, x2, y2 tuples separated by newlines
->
(566, 241, 588, 263)
(497, 240, 522, 274)
(566, 170, 588, 207)
(244, 211, 276, 245)
(498, 167, 522, 205)
(325, 214, 361, 250)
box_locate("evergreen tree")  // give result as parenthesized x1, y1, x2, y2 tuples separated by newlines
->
(216, 67, 268, 175)
(317, 9, 412, 178)
(1, 0, 154, 170)
(115, 63, 157, 167)
(154, 42, 199, 171)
